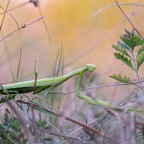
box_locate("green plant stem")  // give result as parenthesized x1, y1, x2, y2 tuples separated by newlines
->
(131, 50, 144, 97)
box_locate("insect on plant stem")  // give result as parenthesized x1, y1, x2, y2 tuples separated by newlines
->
(0, 64, 96, 96)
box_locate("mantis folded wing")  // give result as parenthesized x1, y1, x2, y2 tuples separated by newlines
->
(0, 64, 96, 95)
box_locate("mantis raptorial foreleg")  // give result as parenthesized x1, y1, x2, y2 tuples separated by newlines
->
(76, 73, 144, 115)
(77, 73, 116, 108)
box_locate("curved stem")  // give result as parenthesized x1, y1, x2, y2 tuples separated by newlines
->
(131, 50, 144, 97)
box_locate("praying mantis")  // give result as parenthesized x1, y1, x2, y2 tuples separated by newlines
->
(0, 63, 116, 109)
(0, 64, 104, 105)
(0, 64, 96, 95)
(1, 63, 144, 115)
(1, 63, 115, 107)
(0, 64, 113, 108)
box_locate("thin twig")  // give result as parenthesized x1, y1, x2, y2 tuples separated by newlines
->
(92, 2, 144, 17)
(0, 1, 29, 16)
(63, 115, 111, 140)
(17, 100, 112, 141)
(0, 0, 10, 31)
(0, 4, 23, 81)
(38, 4, 51, 47)
(0, 16, 43, 43)
(33, 60, 38, 93)
(16, 42, 23, 80)
(115, 0, 144, 39)
(64, 79, 144, 95)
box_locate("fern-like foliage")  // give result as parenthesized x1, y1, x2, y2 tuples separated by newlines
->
(136, 46, 144, 58)
(112, 45, 130, 57)
(114, 53, 134, 70)
(0, 113, 27, 144)
(111, 29, 144, 83)
(117, 41, 131, 51)
(110, 74, 132, 83)
(120, 29, 144, 51)
(136, 54, 144, 71)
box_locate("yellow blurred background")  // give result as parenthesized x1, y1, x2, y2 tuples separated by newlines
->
(0, 0, 144, 103)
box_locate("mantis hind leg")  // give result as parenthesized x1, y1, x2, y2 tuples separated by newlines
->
(32, 86, 50, 94)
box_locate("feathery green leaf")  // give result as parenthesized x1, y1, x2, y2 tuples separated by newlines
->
(136, 54, 144, 70)
(114, 53, 134, 70)
(120, 30, 144, 51)
(117, 41, 131, 51)
(136, 46, 144, 58)
(112, 45, 130, 57)
(110, 74, 132, 83)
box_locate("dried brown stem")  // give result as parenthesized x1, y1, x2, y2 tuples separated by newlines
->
(0, 16, 43, 43)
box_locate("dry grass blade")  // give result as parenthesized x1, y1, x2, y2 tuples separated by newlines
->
(38, 4, 51, 48)
(128, 113, 136, 144)
(0, 0, 10, 31)
(0, 3, 24, 81)
(115, 0, 144, 39)
(64, 79, 144, 95)
(0, 1, 29, 16)
(16, 100, 112, 142)
(0, 16, 43, 43)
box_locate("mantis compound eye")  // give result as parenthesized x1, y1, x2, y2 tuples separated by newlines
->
(86, 64, 96, 72)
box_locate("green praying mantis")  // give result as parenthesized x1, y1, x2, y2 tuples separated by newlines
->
(0, 64, 102, 105)
(0, 64, 111, 108)
(0, 64, 96, 95)
(1, 63, 144, 115)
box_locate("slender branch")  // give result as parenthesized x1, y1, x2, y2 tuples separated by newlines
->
(0, 4, 23, 81)
(0, 0, 10, 31)
(16, 100, 112, 141)
(0, 1, 29, 16)
(131, 50, 144, 96)
(64, 79, 144, 95)
(0, 16, 43, 43)
(38, 3, 51, 47)
(92, 2, 144, 17)
(115, 0, 144, 39)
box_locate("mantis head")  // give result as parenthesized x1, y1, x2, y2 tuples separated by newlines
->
(86, 64, 96, 72)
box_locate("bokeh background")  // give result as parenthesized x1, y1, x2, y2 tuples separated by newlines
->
(0, 0, 144, 103)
